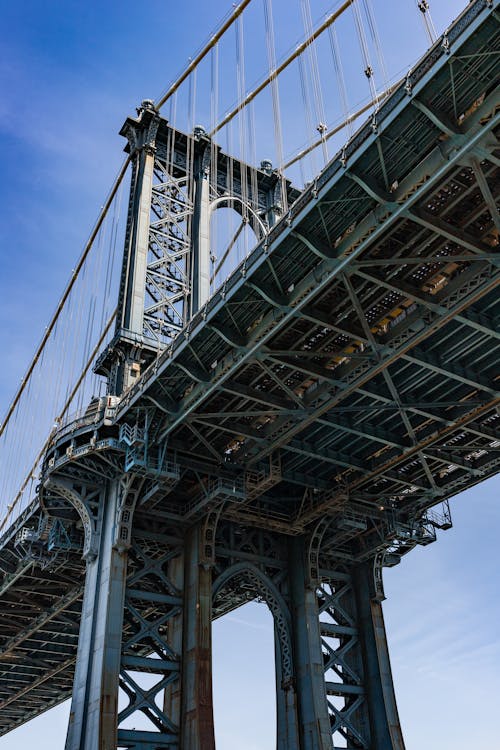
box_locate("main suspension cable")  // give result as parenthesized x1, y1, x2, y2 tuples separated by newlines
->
(209, 0, 355, 138)
(0, 309, 117, 532)
(155, 0, 252, 111)
(0, 157, 130, 441)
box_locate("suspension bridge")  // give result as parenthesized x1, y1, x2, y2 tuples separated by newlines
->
(0, 0, 498, 747)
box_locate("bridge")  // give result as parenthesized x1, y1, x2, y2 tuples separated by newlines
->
(0, 0, 498, 748)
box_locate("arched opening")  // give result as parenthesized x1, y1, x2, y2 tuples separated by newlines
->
(212, 600, 276, 750)
(209, 200, 265, 294)
(212, 562, 295, 749)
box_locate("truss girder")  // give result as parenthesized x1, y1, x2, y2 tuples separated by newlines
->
(118, 69, 500, 452)
(108, 8, 498, 532)
(143, 167, 192, 343)
(1, 1, 500, 740)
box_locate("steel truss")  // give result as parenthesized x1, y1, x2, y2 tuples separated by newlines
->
(95, 102, 298, 395)
(0, 1, 499, 746)
(145, 159, 192, 342)
(36, 472, 407, 750)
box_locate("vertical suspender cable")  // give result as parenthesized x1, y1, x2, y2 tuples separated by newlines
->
(415, 1, 437, 45)
(236, 13, 249, 259)
(248, 102, 259, 216)
(298, 54, 318, 179)
(362, 0, 389, 93)
(210, 44, 219, 295)
(301, 0, 329, 163)
(328, 25, 352, 138)
(264, 0, 287, 212)
(352, 0, 378, 102)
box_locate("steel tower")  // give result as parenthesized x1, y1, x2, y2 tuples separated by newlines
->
(0, 2, 498, 748)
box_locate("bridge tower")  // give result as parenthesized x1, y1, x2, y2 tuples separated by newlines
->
(2, 0, 498, 744)
(48, 99, 407, 750)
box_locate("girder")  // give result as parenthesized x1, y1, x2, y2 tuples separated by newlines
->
(402, 347, 498, 395)
(0, 1, 499, 744)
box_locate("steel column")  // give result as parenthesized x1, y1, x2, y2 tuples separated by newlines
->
(275, 622, 301, 750)
(180, 526, 215, 750)
(288, 537, 332, 750)
(65, 481, 126, 750)
(163, 552, 184, 730)
(192, 142, 212, 315)
(353, 562, 405, 750)
(124, 149, 156, 338)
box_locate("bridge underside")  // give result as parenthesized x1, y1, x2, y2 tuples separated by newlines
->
(0, 0, 498, 743)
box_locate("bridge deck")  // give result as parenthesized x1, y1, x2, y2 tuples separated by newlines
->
(113, 0, 499, 529)
(0, 0, 498, 735)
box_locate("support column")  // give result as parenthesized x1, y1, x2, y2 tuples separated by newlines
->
(288, 537, 332, 750)
(65, 481, 127, 750)
(118, 104, 159, 342)
(192, 138, 211, 314)
(99, 102, 160, 395)
(353, 562, 405, 750)
(180, 526, 215, 750)
(163, 552, 184, 729)
(274, 626, 300, 750)
(123, 147, 155, 337)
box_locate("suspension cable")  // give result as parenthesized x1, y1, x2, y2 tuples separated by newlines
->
(155, 0, 252, 111)
(352, 0, 378, 101)
(298, 53, 318, 177)
(283, 81, 400, 170)
(209, 0, 355, 138)
(301, 0, 329, 163)
(362, 0, 389, 92)
(416, 1, 437, 45)
(0, 157, 130, 441)
(329, 25, 352, 138)
(0, 309, 117, 532)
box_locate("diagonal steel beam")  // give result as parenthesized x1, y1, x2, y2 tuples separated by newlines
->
(298, 306, 367, 342)
(317, 414, 410, 451)
(354, 267, 500, 340)
(354, 253, 499, 267)
(411, 97, 460, 136)
(255, 359, 306, 406)
(402, 347, 498, 396)
(291, 230, 334, 260)
(423, 449, 484, 476)
(407, 207, 490, 256)
(219, 379, 297, 410)
(285, 439, 367, 474)
(191, 416, 264, 441)
(184, 422, 226, 464)
(346, 169, 394, 204)
(469, 158, 500, 233)
(342, 274, 439, 491)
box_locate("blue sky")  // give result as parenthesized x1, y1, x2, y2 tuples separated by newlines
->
(0, 0, 498, 747)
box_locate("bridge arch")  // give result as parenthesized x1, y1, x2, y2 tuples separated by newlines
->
(212, 561, 299, 749)
(209, 196, 267, 290)
(42, 477, 99, 560)
(213, 561, 292, 681)
(210, 195, 268, 240)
